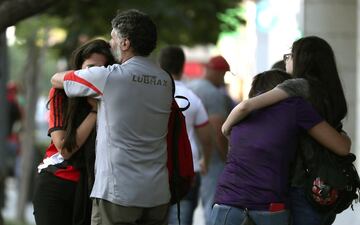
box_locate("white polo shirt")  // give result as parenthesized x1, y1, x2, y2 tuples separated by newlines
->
(174, 80, 209, 172)
(64, 56, 172, 207)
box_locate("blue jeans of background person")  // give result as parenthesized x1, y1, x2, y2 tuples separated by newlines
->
(201, 152, 224, 225)
(290, 187, 336, 225)
(211, 204, 289, 225)
(168, 173, 200, 225)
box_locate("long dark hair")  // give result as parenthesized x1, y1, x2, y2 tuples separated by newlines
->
(291, 36, 347, 126)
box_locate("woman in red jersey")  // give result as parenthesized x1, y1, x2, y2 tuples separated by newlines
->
(33, 39, 115, 225)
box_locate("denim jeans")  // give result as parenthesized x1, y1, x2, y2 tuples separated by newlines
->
(168, 173, 200, 225)
(290, 187, 336, 225)
(210, 204, 289, 225)
(201, 152, 224, 225)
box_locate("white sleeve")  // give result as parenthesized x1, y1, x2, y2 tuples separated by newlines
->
(63, 66, 113, 99)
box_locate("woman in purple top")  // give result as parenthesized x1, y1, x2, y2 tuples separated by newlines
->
(211, 70, 350, 225)
(221, 36, 350, 225)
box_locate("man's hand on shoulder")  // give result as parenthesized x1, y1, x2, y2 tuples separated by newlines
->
(51, 71, 69, 89)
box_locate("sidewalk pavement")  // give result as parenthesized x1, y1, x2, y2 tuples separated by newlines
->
(2, 177, 360, 225)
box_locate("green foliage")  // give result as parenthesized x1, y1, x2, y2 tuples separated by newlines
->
(15, 15, 62, 43)
(218, 7, 247, 33)
(44, 0, 244, 58)
(10, 0, 245, 96)
(9, 43, 58, 96)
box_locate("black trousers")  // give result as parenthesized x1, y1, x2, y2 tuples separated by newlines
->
(32, 171, 77, 225)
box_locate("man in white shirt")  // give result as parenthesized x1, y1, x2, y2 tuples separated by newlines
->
(159, 46, 213, 225)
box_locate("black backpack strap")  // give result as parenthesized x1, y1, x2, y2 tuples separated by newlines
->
(165, 70, 176, 96)
(174, 95, 190, 112)
(164, 70, 190, 112)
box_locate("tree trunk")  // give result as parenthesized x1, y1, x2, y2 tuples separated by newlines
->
(0, 0, 61, 32)
(16, 27, 49, 221)
(0, 32, 8, 225)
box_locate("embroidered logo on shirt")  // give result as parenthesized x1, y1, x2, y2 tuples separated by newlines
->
(132, 75, 168, 86)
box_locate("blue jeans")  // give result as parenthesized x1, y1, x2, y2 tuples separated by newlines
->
(201, 152, 224, 225)
(211, 204, 289, 225)
(290, 187, 335, 225)
(168, 173, 200, 225)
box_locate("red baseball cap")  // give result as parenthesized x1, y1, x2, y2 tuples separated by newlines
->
(206, 55, 230, 72)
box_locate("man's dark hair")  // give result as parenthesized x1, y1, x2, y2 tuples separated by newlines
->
(248, 69, 291, 98)
(158, 46, 185, 77)
(111, 9, 157, 56)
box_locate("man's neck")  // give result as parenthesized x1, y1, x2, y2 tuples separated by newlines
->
(120, 51, 136, 64)
(205, 76, 218, 87)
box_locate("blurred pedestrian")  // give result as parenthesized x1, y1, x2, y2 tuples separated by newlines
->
(5, 81, 22, 176)
(51, 9, 173, 225)
(159, 46, 213, 225)
(33, 39, 115, 225)
(0, 81, 23, 225)
(188, 55, 233, 225)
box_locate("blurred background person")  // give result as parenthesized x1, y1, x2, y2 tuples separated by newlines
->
(188, 55, 233, 225)
(0, 81, 23, 225)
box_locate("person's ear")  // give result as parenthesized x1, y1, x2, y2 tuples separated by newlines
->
(120, 38, 130, 51)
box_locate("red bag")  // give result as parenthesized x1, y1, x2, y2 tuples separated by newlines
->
(167, 97, 194, 204)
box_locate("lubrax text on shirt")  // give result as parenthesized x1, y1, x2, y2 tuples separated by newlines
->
(132, 74, 168, 86)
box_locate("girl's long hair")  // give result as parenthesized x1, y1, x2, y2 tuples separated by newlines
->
(291, 36, 347, 126)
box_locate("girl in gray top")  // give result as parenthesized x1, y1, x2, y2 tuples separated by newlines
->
(222, 36, 349, 225)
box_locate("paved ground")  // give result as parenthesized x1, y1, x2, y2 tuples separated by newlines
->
(2, 177, 359, 225)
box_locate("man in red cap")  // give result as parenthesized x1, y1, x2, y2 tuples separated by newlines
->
(188, 55, 233, 225)
(204, 55, 230, 88)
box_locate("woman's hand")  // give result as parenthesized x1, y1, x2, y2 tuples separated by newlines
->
(87, 97, 97, 111)
(60, 149, 73, 160)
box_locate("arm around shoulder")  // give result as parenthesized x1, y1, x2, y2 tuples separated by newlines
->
(222, 88, 289, 136)
(51, 71, 68, 89)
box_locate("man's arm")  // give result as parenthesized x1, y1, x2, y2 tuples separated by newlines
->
(209, 115, 228, 161)
(51, 71, 69, 89)
(195, 123, 213, 175)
